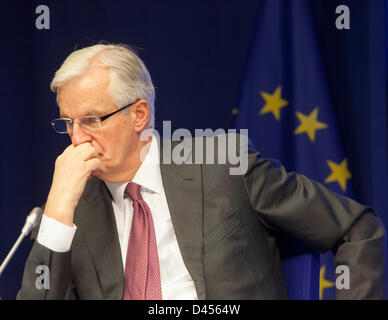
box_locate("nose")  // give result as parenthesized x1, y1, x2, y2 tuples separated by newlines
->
(70, 122, 93, 146)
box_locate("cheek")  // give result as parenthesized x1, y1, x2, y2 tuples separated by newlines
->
(94, 119, 133, 162)
(95, 131, 128, 161)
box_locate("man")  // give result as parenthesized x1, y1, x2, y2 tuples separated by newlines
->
(18, 43, 386, 299)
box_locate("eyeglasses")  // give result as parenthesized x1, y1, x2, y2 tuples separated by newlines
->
(51, 100, 138, 134)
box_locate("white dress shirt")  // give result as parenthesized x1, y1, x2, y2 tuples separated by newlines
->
(37, 135, 198, 300)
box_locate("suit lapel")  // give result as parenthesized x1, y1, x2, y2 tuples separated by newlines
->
(160, 161, 206, 299)
(75, 177, 124, 299)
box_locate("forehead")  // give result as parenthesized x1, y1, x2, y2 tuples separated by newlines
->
(57, 67, 114, 118)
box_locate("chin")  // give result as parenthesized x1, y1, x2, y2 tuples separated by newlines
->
(93, 170, 119, 183)
(91, 171, 104, 180)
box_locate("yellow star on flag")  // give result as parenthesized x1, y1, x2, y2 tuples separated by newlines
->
(259, 86, 288, 121)
(294, 107, 328, 142)
(324, 158, 352, 191)
(319, 265, 335, 300)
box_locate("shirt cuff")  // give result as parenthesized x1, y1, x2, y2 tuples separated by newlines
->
(37, 215, 77, 252)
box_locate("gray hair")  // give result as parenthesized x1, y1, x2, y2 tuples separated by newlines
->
(50, 43, 155, 129)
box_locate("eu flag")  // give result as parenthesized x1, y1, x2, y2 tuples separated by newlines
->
(233, 0, 354, 299)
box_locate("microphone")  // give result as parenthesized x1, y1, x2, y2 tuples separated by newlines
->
(21, 207, 42, 236)
(0, 207, 42, 277)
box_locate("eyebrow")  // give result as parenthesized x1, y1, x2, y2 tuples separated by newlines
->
(59, 111, 102, 119)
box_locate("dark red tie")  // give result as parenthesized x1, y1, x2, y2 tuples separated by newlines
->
(123, 182, 162, 300)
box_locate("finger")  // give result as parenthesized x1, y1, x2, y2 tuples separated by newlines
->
(72, 142, 94, 157)
(85, 158, 107, 173)
(77, 144, 99, 161)
(61, 144, 75, 156)
(68, 143, 98, 162)
(60, 142, 89, 160)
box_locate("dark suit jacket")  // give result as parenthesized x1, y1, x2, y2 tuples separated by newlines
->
(17, 135, 387, 299)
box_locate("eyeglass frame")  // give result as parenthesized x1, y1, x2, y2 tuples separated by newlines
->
(51, 99, 139, 134)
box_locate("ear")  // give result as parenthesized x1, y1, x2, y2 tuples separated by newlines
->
(132, 99, 150, 132)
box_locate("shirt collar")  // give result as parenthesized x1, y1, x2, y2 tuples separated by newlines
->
(104, 134, 162, 209)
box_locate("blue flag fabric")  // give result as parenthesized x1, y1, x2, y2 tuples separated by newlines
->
(233, 0, 354, 299)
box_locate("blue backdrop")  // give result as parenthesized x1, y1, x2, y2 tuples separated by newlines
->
(0, 0, 387, 299)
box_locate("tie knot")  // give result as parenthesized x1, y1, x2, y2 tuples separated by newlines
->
(125, 182, 142, 202)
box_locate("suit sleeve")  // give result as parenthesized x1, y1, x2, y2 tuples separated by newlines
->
(241, 147, 387, 299)
(17, 214, 78, 300)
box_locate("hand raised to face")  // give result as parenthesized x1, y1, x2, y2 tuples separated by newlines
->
(44, 142, 107, 226)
